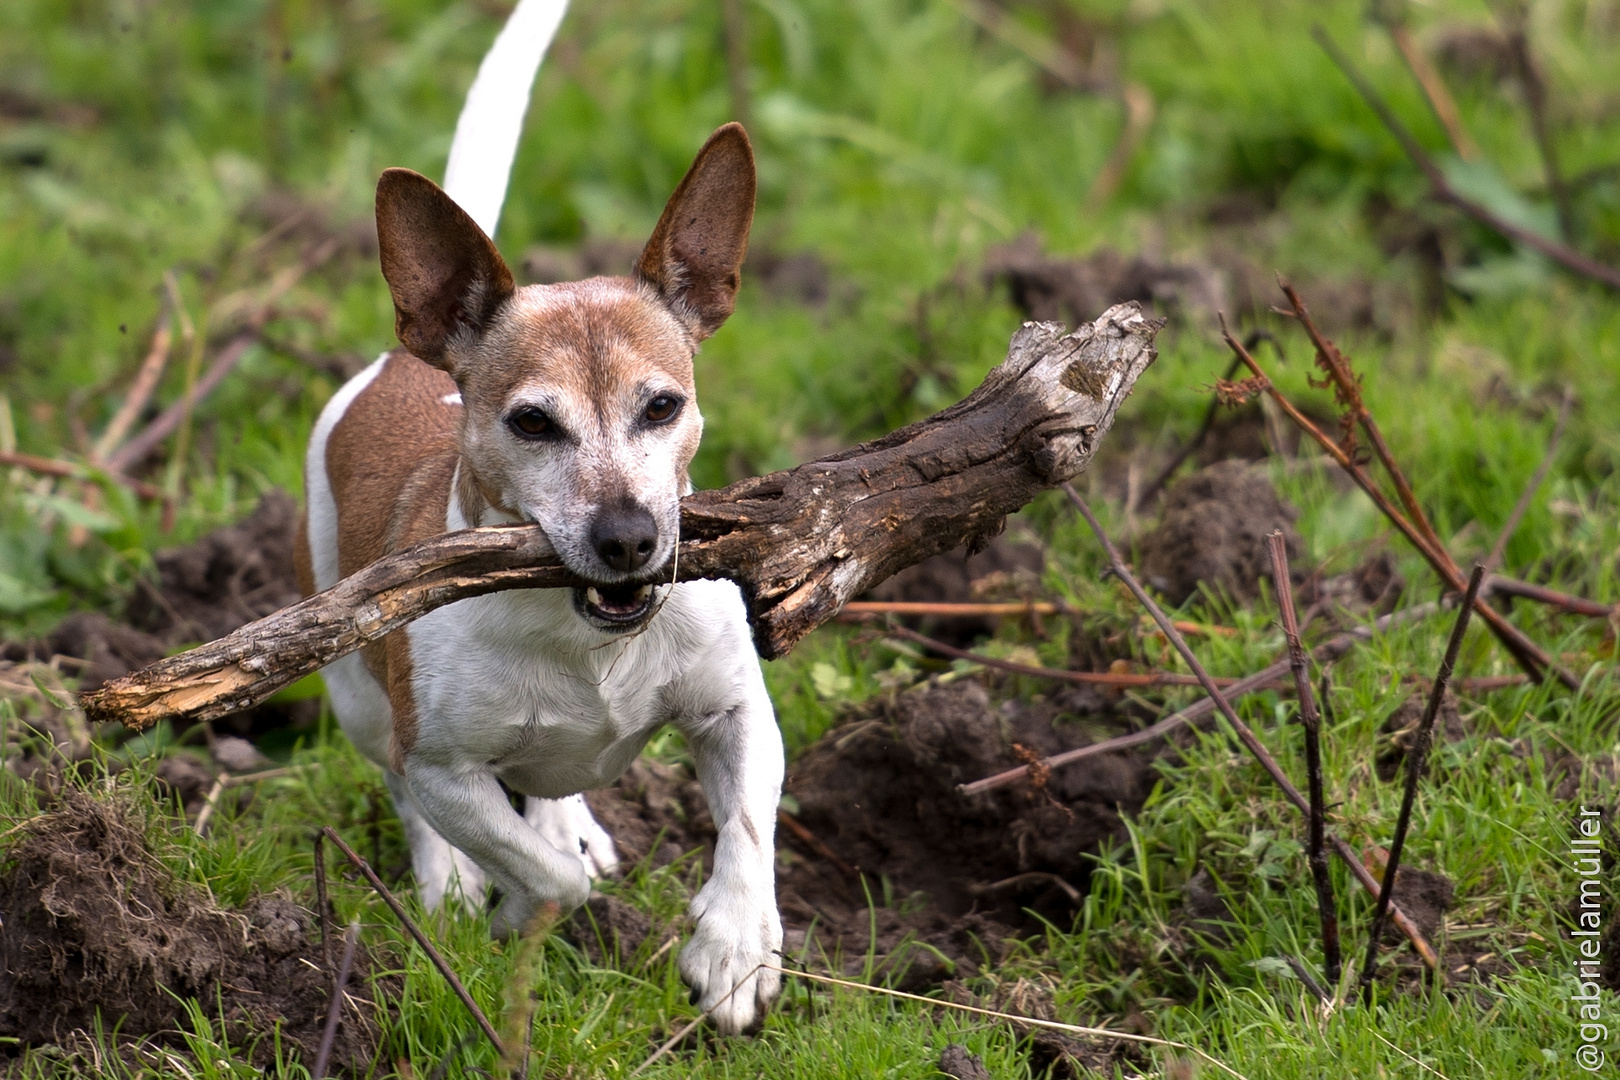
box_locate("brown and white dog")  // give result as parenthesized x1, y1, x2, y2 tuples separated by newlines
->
(294, 124, 783, 1033)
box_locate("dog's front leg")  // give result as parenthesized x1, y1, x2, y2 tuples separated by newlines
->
(676, 681, 784, 1035)
(405, 761, 591, 936)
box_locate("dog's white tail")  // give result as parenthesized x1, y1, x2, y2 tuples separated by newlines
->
(442, 0, 569, 238)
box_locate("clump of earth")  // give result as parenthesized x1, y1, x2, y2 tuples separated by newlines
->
(0, 790, 388, 1071)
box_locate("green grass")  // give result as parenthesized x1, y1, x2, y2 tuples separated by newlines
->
(4, 0, 1619, 1075)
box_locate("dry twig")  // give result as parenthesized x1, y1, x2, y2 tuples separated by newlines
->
(859, 620, 1236, 690)
(93, 280, 176, 464)
(1268, 532, 1341, 989)
(1494, 3, 1574, 242)
(322, 826, 504, 1054)
(762, 965, 1250, 1080)
(1220, 306, 1576, 688)
(311, 919, 361, 1080)
(1359, 565, 1486, 1001)
(1065, 485, 1440, 970)
(1381, 15, 1480, 162)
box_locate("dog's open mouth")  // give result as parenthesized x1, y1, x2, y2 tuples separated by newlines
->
(573, 583, 657, 628)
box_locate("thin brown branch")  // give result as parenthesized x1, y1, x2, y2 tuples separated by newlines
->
(1386, 23, 1480, 162)
(311, 919, 360, 1080)
(841, 600, 1059, 617)
(1220, 315, 1576, 688)
(1484, 386, 1573, 572)
(1278, 281, 1448, 562)
(0, 449, 168, 502)
(765, 965, 1251, 1080)
(1086, 82, 1154, 209)
(1486, 576, 1616, 620)
(864, 620, 1234, 690)
(1359, 564, 1486, 1001)
(1495, 4, 1574, 242)
(93, 282, 175, 464)
(84, 305, 1160, 730)
(777, 809, 858, 878)
(313, 830, 333, 973)
(1313, 24, 1620, 292)
(958, 601, 1443, 797)
(1065, 485, 1440, 971)
(322, 826, 504, 1055)
(1268, 532, 1341, 989)
(944, 0, 1107, 90)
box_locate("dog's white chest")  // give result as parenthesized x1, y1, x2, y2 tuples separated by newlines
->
(403, 579, 757, 797)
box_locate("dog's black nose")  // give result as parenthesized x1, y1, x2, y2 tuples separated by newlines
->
(590, 503, 658, 573)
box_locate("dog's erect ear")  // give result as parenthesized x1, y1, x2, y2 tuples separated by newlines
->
(635, 123, 756, 341)
(375, 168, 515, 371)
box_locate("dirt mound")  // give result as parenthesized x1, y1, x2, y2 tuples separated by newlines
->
(0, 791, 384, 1069)
(1137, 460, 1301, 606)
(1376, 689, 1465, 782)
(21, 491, 313, 740)
(987, 235, 1225, 327)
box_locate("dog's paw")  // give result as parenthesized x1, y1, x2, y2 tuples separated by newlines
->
(525, 794, 621, 879)
(678, 887, 782, 1035)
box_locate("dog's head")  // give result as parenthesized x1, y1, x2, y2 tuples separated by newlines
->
(374, 125, 754, 631)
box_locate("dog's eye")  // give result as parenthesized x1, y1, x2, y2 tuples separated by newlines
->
(507, 407, 555, 441)
(644, 395, 682, 424)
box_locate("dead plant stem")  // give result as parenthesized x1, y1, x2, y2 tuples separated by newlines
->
(1267, 532, 1341, 988)
(321, 826, 503, 1054)
(1358, 564, 1486, 1001)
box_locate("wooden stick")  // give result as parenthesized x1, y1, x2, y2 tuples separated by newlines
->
(1313, 24, 1620, 292)
(1484, 386, 1573, 572)
(1066, 485, 1440, 971)
(1268, 532, 1341, 989)
(1359, 565, 1485, 1001)
(1486, 576, 1615, 619)
(777, 809, 858, 878)
(191, 772, 230, 835)
(322, 826, 504, 1054)
(841, 600, 1060, 617)
(1496, 6, 1574, 242)
(313, 830, 333, 973)
(83, 304, 1161, 729)
(1278, 281, 1448, 561)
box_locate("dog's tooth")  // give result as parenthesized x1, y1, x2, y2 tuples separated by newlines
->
(635, 585, 652, 601)
(586, 588, 603, 606)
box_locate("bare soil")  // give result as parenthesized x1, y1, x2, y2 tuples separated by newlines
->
(0, 791, 387, 1072)
(1136, 460, 1301, 606)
